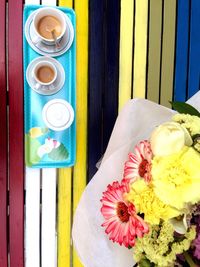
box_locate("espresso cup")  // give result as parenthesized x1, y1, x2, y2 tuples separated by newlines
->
(32, 7, 67, 45)
(32, 60, 57, 89)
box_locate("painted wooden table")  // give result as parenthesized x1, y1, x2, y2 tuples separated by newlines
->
(0, 0, 199, 266)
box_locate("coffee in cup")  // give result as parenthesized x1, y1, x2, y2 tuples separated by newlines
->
(37, 15, 62, 40)
(33, 60, 57, 87)
(36, 65, 55, 83)
(33, 7, 67, 45)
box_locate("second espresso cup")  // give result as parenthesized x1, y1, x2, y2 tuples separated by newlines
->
(33, 7, 67, 45)
(33, 60, 57, 89)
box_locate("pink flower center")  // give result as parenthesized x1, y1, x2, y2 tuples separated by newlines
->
(117, 202, 130, 223)
(138, 159, 149, 178)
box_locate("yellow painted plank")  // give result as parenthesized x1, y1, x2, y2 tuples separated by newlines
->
(118, 0, 134, 110)
(59, 0, 73, 7)
(147, 0, 162, 103)
(160, 0, 177, 107)
(133, 0, 148, 98)
(73, 0, 88, 266)
(57, 168, 72, 267)
(57, 2, 73, 267)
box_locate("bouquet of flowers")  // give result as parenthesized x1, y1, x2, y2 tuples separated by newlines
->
(73, 92, 200, 267)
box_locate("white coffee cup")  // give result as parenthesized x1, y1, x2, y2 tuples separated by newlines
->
(32, 60, 57, 90)
(32, 7, 67, 45)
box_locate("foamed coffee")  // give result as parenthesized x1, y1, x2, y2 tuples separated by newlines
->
(36, 65, 55, 84)
(37, 16, 62, 39)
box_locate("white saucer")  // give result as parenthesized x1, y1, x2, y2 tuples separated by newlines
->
(26, 56, 65, 95)
(25, 10, 74, 57)
(42, 99, 74, 131)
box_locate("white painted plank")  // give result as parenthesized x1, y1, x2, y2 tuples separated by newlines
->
(25, 1, 58, 267)
(41, 168, 57, 267)
(40, 0, 57, 264)
(24, 1, 41, 266)
(42, 0, 57, 6)
(25, 0, 40, 4)
(40, 0, 57, 262)
(25, 168, 40, 267)
(24, 5, 41, 267)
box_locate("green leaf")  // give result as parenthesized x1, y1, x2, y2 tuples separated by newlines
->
(48, 143, 69, 161)
(139, 258, 155, 267)
(170, 101, 200, 117)
(25, 134, 41, 166)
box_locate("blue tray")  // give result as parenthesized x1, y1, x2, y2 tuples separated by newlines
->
(24, 5, 76, 168)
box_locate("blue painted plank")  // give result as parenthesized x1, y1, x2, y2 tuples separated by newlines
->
(103, 0, 120, 152)
(173, 0, 190, 102)
(187, 0, 200, 98)
(88, 0, 106, 180)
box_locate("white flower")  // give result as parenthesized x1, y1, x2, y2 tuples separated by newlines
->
(150, 122, 192, 156)
(37, 138, 60, 158)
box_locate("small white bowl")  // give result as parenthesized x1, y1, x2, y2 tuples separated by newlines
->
(42, 99, 74, 131)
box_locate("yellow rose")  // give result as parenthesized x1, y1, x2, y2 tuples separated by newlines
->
(150, 122, 192, 156)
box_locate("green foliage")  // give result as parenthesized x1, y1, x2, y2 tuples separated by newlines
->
(170, 101, 200, 117)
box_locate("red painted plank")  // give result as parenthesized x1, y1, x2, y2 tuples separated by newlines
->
(0, 0, 8, 266)
(8, 0, 24, 266)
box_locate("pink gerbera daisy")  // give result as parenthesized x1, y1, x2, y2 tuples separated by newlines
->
(100, 179, 149, 248)
(123, 140, 153, 183)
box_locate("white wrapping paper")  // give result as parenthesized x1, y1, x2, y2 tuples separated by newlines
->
(72, 92, 200, 267)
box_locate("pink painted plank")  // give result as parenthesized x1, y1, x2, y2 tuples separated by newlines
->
(0, 0, 8, 266)
(8, 0, 24, 266)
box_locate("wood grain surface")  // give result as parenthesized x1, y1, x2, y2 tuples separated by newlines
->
(187, 0, 200, 98)
(133, 0, 148, 98)
(147, 0, 162, 103)
(102, 0, 120, 152)
(73, 0, 88, 266)
(58, 2, 73, 267)
(88, 0, 105, 179)
(0, 0, 8, 266)
(173, 0, 190, 102)
(8, 0, 24, 266)
(159, 0, 177, 106)
(118, 0, 134, 110)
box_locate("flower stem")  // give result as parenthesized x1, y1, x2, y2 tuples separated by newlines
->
(183, 252, 197, 267)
